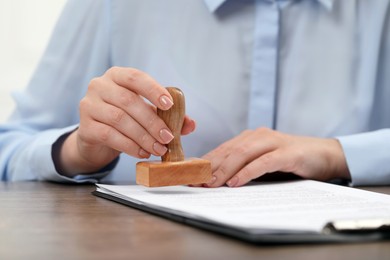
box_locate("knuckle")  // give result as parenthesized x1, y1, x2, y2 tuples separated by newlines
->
(122, 139, 137, 155)
(98, 126, 112, 143)
(141, 132, 149, 143)
(146, 115, 160, 132)
(79, 97, 91, 112)
(145, 84, 159, 99)
(215, 143, 230, 154)
(239, 166, 253, 180)
(88, 77, 102, 91)
(106, 66, 119, 75)
(260, 153, 274, 168)
(231, 146, 250, 157)
(109, 108, 126, 125)
(118, 94, 130, 107)
(205, 150, 218, 159)
(124, 68, 143, 84)
(79, 97, 87, 110)
(256, 127, 272, 135)
(138, 132, 151, 146)
(207, 148, 224, 160)
(118, 90, 137, 107)
(241, 129, 253, 135)
(217, 165, 229, 178)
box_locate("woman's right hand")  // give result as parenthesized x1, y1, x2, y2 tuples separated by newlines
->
(56, 67, 196, 177)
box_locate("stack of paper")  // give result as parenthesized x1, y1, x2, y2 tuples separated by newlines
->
(95, 180, 390, 243)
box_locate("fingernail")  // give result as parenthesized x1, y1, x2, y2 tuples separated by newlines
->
(190, 120, 196, 132)
(159, 95, 173, 109)
(206, 175, 217, 186)
(160, 128, 174, 143)
(227, 176, 238, 187)
(153, 142, 168, 155)
(139, 148, 150, 158)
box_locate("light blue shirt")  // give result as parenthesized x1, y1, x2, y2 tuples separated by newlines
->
(1, 0, 390, 186)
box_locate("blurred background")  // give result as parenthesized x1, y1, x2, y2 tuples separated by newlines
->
(0, 0, 66, 122)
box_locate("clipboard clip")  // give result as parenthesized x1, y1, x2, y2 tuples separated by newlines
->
(323, 219, 390, 234)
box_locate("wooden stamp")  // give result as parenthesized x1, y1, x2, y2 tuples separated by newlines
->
(136, 87, 212, 187)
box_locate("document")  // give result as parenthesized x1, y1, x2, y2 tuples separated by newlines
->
(95, 180, 390, 241)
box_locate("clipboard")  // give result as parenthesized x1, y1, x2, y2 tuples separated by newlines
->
(92, 181, 390, 244)
(93, 190, 389, 244)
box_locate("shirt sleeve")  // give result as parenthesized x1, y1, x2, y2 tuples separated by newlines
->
(337, 129, 390, 186)
(0, 0, 113, 182)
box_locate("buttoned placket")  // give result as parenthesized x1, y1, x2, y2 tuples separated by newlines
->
(248, 0, 283, 130)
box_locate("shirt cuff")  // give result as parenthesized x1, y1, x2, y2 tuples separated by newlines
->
(50, 127, 119, 183)
(61, 156, 119, 183)
(11, 125, 117, 183)
(337, 129, 390, 186)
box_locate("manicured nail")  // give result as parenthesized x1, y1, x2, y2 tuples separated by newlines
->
(190, 120, 196, 132)
(159, 128, 174, 143)
(227, 176, 238, 187)
(206, 175, 217, 186)
(139, 148, 150, 158)
(159, 95, 173, 109)
(153, 142, 168, 155)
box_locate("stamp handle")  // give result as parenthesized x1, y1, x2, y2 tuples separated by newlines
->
(157, 87, 185, 162)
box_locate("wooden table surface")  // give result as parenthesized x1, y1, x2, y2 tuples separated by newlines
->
(1, 181, 389, 260)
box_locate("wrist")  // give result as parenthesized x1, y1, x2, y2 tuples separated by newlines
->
(329, 138, 351, 180)
(52, 130, 104, 177)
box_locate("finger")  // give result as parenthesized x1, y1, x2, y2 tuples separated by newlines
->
(207, 132, 278, 187)
(106, 67, 174, 110)
(203, 130, 254, 173)
(181, 116, 196, 135)
(86, 120, 151, 159)
(97, 82, 174, 145)
(227, 150, 289, 187)
(202, 139, 239, 173)
(88, 100, 168, 156)
(206, 136, 274, 188)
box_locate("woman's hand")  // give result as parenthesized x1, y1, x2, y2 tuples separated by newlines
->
(203, 128, 350, 187)
(57, 67, 195, 176)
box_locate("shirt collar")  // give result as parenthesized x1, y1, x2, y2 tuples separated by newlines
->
(203, 0, 335, 13)
(203, 0, 226, 13)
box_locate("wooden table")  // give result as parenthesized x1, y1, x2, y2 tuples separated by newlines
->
(1, 182, 389, 259)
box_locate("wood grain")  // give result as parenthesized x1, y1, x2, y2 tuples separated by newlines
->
(136, 158, 211, 187)
(1, 181, 389, 259)
(158, 87, 185, 162)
